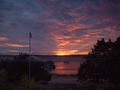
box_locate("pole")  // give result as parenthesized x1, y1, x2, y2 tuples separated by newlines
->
(29, 32, 31, 79)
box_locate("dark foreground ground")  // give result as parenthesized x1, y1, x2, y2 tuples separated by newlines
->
(36, 75, 117, 90)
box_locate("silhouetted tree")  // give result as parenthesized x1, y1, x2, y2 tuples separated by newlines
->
(13, 52, 29, 60)
(0, 53, 51, 82)
(77, 36, 120, 89)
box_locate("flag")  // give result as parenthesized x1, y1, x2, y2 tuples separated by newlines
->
(30, 31, 32, 38)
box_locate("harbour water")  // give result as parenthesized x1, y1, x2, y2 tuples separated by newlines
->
(39, 56, 86, 75)
(0, 55, 86, 75)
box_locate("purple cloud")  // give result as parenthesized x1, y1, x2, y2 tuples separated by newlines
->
(83, 0, 120, 31)
(9, 23, 18, 27)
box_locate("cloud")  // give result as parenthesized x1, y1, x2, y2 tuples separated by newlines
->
(0, 0, 14, 11)
(0, 19, 4, 23)
(0, 43, 29, 47)
(0, 0, 120, 55)
(5, 50, 20, 52)
(0, 37, 8, 41)
(83, 0, 120, 31)
(48, 0, 59, 1)
(9, 23, 18, 27)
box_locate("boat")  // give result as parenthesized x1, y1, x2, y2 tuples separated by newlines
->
(41, 65, 52, 71)
(41, 60, 55, 71)
(27, 55, 41, 61)
(63, 60, 70, 63)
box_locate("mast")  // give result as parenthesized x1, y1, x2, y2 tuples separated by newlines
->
(29, 31, 32, 79)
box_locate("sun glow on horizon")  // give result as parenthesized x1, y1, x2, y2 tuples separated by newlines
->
(56, 50, 88, 56)
(57, 52, 66, 55)
(56, 50, 78, 56)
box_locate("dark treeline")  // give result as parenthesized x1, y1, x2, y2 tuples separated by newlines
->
(77, 36, 120, 90)
(0, 53, 51, 82)
(0, 55, 86, 57)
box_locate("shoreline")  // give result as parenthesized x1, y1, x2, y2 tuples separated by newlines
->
(38, 74, 79, 85)
(36, 74, 115, 90)
(51, 73, 77, 77)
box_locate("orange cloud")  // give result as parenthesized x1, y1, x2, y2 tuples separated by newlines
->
(51, 33, 71, 40)
(58, 42, 68, 46)
(5, 44, 29, 47)
(66, 24, 91, 32)
(0, 44, 4, 46)
(90, 30, 102, 35)
(0, 37, 8, 41)
(78, 52, 88, 55)
(5, 50, 20, 52)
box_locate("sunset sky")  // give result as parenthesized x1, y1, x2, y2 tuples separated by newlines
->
(0, 0, 120, 55)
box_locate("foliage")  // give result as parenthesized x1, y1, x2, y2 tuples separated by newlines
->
(0, 53, 51, 82)
(0, 69, 8, 83)
(77, 36, 120, 89)
(14, 53, 29, 60)
(0, 69, 15, 90)
(19, 74, 36, 90)
(0, 69, 8, 89)
(0, 69, 37, 90)
(31, 61, 51, 81)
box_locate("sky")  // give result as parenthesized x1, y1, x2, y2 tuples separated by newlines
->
(0, 0, 120, 55)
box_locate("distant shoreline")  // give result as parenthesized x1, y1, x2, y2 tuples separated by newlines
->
(0, 55, 87, 57)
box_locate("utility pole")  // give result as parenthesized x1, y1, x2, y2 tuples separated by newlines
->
(29, 31, 32, 79)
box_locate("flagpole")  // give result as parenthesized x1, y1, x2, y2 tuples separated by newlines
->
(29, 31, 31, 79)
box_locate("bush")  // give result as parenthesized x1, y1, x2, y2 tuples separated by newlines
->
(18, 74, 36, 90)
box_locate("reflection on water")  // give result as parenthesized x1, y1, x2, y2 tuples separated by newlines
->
(48, 56, 86, 75)
(50, 61, 82, 75)
(56, 62, 65, 69)
(51, 69, 78, 75)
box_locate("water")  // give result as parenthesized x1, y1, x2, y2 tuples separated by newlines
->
(0, 55, 14, 60)
(0, 55, 86, 75)
(39, 56, 86, 75)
